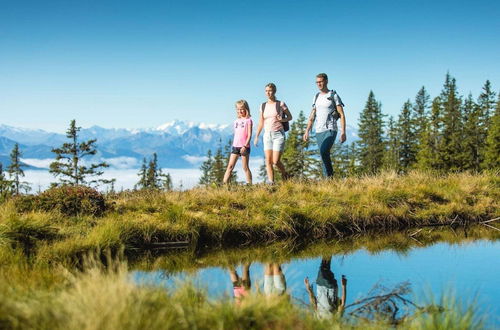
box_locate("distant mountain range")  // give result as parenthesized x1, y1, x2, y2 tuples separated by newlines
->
(0, 121, 358, 169)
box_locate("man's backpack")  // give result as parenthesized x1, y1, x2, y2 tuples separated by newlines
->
(261, 101, 290, 132)
(313, 90, 343, 121)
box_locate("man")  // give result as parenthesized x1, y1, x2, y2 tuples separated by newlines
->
(304, 257, 347, 319)
(303, 73, 346, 177)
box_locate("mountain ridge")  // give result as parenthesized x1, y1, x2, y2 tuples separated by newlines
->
(0, 121, 358, 169)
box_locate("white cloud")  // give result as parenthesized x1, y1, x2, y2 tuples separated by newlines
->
(20, 158, 53, 169)
(103, 157, 139, 169)
(182, 155, 207, 165)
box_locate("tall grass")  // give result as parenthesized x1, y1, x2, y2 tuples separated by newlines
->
(1, 171, 498, 262)
(0, 253, 487, 330)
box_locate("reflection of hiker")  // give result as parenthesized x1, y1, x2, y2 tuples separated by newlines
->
(303, 73, 346, 178)
(304, 257, 347, 318)
(223, 100, 253, 184)
(264, 263, 287, 296)
(229, 263, 252, 305)
(254, 83, 292, 184)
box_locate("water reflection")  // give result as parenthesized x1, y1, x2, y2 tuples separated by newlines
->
(304, 257, 346, 318)
(130, 231, 500, 325)
(229, 263, 251, 305)
(263, 263, 287, 297)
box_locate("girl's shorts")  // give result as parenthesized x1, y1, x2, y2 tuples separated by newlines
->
(263, 130, 285, 152)
(231, 146, 250, 156)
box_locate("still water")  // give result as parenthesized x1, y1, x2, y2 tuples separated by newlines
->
(132, 237, 500, 324)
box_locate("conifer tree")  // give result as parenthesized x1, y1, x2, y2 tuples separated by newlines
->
(483, 94, 500, 170)
(160, 172, 173, 191)
(7, 143, 29, 194)
(50, 120, 111, 186)
(416, 97, 442, 170)
(331, 143, 354, 177)
(136, 153, 173, 190)
(146, 153, 160, 188)
(397, 100, 418, 171)
(477, 80, 497, 168)
(199, 149, 214, 186)
(136, 157, 148, 189)
(462, 94, 481, 171)
(0, 163, 12, 197)
(211, 141, 226, 184)
(413, 86, 430, 141)
(477, 80, 496, 128)
(281, 111, 317, 179)
(357, 91, 385, 174)
(383, 116, 400, 171)
(439, 73, 465, 171)
(345, 142, 359, 176)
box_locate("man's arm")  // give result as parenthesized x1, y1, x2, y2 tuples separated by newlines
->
(337, 105, 346, 143)
(304, 277, 318, 310)
(303, 108, 316, 141)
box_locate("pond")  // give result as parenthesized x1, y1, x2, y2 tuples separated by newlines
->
(131, 228, 500, 325)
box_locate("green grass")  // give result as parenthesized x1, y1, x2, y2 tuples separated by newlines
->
(1, 171, 498, 262)
(0, 252, 487, 330)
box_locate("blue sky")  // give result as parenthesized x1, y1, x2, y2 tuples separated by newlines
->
(1, 0, 499, 132)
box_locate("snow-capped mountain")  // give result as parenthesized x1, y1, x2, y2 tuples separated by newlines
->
(0, 121, 236, 169)
(0, 121, 358, 169)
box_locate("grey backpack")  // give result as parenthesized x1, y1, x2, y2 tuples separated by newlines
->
(313, 90, 343, 121)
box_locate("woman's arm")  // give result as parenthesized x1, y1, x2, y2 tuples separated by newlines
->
(254, 110, 264, 146)
(282, 107, 293, 122)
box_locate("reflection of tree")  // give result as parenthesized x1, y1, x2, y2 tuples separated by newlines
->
(345, 281, 420, 324)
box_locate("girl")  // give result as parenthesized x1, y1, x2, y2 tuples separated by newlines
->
(254, 83, 292, 183)
(223, 100, 253, 184)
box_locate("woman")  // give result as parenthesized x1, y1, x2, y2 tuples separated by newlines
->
(254, 83, 292, 184)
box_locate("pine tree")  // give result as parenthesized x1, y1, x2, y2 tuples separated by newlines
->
(210, 140, 227, 185)
(416, 97, 442, 170)
(397, 100, 418, 171)
(159, 171, 173, 191)
(357, 91, 385, 174)
(199, 149, 214, 186)
(7, 143, 29, 194)
(146, 153, 160, 188)
(281, 111, 317, 179)
(331, 143, 354, 177)
(477, 80, 497, 168)
(383, 116, 400, 171)
(477, 80, 496, 128)
(49, 120, 112, 186)
(439, 74, 464, 171)
(0, 163, 12, 198)
(345, 142, 359, 176)
(136, 153, 173, 190)
(413, 86, 430, 142)
(483, 94, 500, 170)
(258, 158, 267, 181)
(135, 157, 148, 189)
(462, 94, 481, 171)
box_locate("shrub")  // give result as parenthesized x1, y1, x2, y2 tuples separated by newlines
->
(15, 186, 107, 216)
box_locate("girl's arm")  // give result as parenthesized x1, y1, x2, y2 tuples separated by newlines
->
(254, 110, 264, 146)
(244, 120, 253, 147)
